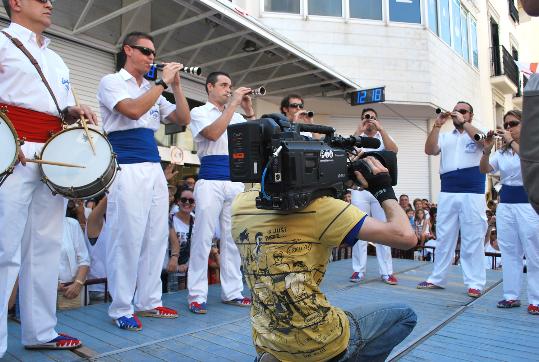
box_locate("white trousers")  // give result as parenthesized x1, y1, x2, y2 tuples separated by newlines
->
(497, 203, 539, 305)
(427, 192, 487, 290)
(188, 179, 244, 304)
(105, 163, 168, 319)
(350, 190, 393, 276)
(0, 142, 64, 354)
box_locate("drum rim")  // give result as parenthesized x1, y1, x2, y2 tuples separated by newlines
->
(0, 110, 19, 176)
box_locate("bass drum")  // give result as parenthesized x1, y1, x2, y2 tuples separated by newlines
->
(39, 127, 118, 199)
(0, 109, 19, 187)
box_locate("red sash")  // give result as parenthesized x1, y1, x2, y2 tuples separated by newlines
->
(0, 103, 62, 142)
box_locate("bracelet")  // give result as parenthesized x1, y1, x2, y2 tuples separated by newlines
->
(243, 114, 254, 118)
(171, 253, 179, 257)
(433, 124, 441, 128)
(74, 279, 85, 286)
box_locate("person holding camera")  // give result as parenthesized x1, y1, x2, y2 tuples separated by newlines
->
(232, 155, 417, 362)
(479, 110, 539, 314)
(418, 101, 487, 298)
(187, 71, 254, 314)
(349, 108, 399, 285)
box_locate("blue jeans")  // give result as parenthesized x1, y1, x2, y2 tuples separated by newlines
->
(255, 303, 416, 362)
(332, 303, 417, 362)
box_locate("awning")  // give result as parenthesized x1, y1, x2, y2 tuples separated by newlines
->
(2, 0, 359, 98)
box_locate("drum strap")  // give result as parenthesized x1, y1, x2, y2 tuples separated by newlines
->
(1, 31, 64, 120)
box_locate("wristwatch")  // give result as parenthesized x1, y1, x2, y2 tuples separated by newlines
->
(155, 78, 168, 89)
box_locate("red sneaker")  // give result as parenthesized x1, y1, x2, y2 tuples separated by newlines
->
(528, 304, 539, 315)
(467, 288, 482, 298)
(382, 274, 398, 285)
(25, 333, 82, 350)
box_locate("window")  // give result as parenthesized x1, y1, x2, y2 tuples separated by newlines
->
(470, 16, 478, 67)
(264, 0, 300, 14)
(439, 0, 451, 45)
(388, 0, 421, 23)
(460, 8, 469, 61)
(428, 0, 438, 34)
(349, 0, 382, 20)
(451, 0, 462, 55)
(308, 0, 342, 17)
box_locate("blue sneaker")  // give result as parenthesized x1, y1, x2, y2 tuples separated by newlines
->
(349, 272, 364, 283)
(115, 314, 142, 331)
(497, 299, 521, 308)
(189, 302, 207, 314)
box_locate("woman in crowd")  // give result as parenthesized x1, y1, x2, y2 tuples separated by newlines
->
(480, 110, 539, 314)
(85, 195, 108, 302)
(163, 188, 195, 292)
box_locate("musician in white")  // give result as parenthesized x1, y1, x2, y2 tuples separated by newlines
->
(97, 31, 189, 330)
(418, 101, 487, 298)
(187, 71, 253, 314)
(349, 108, 399, 285)
(480, 110, 539, 315)
(0, 0, 96, 353)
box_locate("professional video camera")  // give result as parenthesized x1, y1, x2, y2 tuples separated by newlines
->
(227, 113, 397, 211)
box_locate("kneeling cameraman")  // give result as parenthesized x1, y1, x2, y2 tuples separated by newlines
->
(232, 156, 417, 362)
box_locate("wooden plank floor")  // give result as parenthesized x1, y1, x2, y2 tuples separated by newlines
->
(6, 257, 534, 361)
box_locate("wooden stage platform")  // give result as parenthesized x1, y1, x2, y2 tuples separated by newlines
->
(4, 257, 538, 361)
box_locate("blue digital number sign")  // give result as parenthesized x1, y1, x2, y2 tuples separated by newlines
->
(351, 87, 386, 106)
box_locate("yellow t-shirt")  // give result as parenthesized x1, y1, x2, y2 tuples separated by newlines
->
(232, 189, 367, 362)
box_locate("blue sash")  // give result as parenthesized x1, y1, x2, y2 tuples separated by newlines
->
(199, 155, 230, 180)
(440, 166, 485, 194)
(107, 128, 160, 164)
(500, 185, 529, 204)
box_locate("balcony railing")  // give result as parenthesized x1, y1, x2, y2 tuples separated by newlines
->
(509, 0, 519, 23)
(491, 45, 519, 89)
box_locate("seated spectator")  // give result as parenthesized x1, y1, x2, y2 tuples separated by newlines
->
(85, 195, 108, 302)
(399, 194, 411, 210)
(429, 206, 437, 240)
(208, 240, 221, 285)
(484, 228, 501, 270)
(406, 208, 415, 229)
(163, 188, 195, 292)
(183, 175, 197, 190)
(58, 214, 91, 309)
(413, 198, 430, 219)
(343, 190, 352, 204)
(422, 199, 431, 211)
(168, 184, 179, 215)
(66, 199, 87, 232)
(414, 209, 430, 246)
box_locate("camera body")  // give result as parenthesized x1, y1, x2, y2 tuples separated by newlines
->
(227, 114, 397, 211)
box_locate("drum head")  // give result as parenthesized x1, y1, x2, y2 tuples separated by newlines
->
(0, 117, 17, 174)
(41, 128, 112, 188)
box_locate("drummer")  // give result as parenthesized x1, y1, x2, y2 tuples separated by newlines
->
(97, 31, 190, 330)
(0, 0, 97, 355)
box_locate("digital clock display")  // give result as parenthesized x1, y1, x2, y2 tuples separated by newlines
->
(350, 87, 385, 106)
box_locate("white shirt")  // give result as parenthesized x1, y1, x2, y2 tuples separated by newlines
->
(97, 68, 176, 133)
(59, 218, 90, 283)
(438, 129, 483, 174)
(0, 23, 74, 116)
(190, 102, 245, 158)
(489, 149, 523, 186)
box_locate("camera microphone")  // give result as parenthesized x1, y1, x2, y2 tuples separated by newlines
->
(297, 123, 335, 135)
(328, 136, 381, 149)
(356, 136, 381, 149)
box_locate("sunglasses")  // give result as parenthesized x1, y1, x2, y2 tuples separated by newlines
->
(503, 120, 520, 129)
(180, 197, 195, 205)
(363, 115, 377, 121)
(455, 109, 470, 115)
(288, 103, 304, 109)
(35, 0, 55, 3)
(128, 44, 156, 57)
